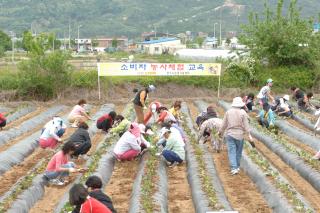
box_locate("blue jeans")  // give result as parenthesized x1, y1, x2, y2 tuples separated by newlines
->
(162, 150, 183, 163)
(44, 162, 75, 180)
(226, 135, 244, 170)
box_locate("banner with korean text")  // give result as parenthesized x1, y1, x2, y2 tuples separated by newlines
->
(97, 63, 221, 76)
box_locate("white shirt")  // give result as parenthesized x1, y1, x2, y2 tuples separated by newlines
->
(257, 86, 270, 99)
(279, 98, 289, 109)
(113, 131, 141, 155)
(40, 117, 66, 140)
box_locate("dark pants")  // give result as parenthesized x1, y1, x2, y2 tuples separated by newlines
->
(278, 109, 292, 117)
(162, 150, 183, 163)
(0, 120, 6, 128)
(72, 142, 91, 157)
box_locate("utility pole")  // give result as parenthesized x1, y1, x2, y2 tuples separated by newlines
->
(220, 8, 222, 47)
(68, 19, 71, 49)
(77, 25, 82, 52)
(214, 22, 218, 48)
(9, 31, 15, 63)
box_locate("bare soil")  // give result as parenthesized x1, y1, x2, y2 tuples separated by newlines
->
(167, 164, 194, 213)
(104, 160, 139, 213)
(188, 102, 271, 212)
(253, 140, 320, 211)
(29, 132, 105, 213)
(0, 107, 70, 152)
(0, 126, 76, 197)
(4, 106, 43, 129)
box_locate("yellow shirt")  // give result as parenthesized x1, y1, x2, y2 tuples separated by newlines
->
(169, 107, 181, 119)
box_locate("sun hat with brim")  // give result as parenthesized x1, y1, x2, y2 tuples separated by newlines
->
(231, 97, 245, 108)
(283, 95, 290, 101)
(160, 127, 171, 137)
(267, 78, 273, 83)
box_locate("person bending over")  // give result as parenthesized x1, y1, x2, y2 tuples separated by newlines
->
(69, 184, 112, 213)
(159, 127, 185, 167)
(96, 111, 117, 133)
(69, 122, 91, 159)
(72, 176, 116, 213)
(39, 116, 67, 149)
(0, 112, 7, 130)
(143, 101, 162, 124)
(68, 99, 92, 128)
(44, 141, 85, 186)
(132, 85, 156, 124)
(113, 123, 142, 161)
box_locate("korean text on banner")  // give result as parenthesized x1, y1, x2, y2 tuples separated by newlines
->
(97, 63, 221, 76)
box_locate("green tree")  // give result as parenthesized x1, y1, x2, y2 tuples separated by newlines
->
(195, 37, 204, 48)
(18, 51, 72, 100)
(0, 30, 11, 51)
(22, 31, 33, 52)
(240, 0, 320, 67)
(112, 38, 118, 48)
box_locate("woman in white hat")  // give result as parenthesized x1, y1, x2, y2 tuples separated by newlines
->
(218, 97, 253, 175)
(143, 101, 162, 125)
(276, 94, 292, 117)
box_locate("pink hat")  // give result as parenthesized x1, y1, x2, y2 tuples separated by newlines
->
(129, 122, 141, 138)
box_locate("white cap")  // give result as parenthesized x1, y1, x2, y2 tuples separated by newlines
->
(160, 127, 171, 137)
(148, 85, 156, 92)
(283, 95, 290, 101)
(231, 97, 245, 108)
(151, 104, 157, 113)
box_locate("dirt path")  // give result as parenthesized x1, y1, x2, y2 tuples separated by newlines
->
(211, 147, 271, 212)
(254, 140, 320, 211)
(29, 132, 105, 213)
(104, 161, 140, 213)
(0, 107, 70, 152)
(189, 102, 271, 212)
(4, 106, 43, 129)
(0, 126, 76, 197)
(167, 164, 194, 213)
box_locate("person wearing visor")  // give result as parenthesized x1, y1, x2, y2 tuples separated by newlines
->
(143, 101, 162, 124)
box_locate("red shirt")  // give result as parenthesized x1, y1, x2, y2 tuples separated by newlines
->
(97, 114, 113, 125)
(0, 113, 6, 122)
(46, 151, 68, 172)
(80, 197, 112, 213)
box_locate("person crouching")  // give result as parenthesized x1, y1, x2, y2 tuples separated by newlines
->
(69, 122, 91, 159)
(159, 127, 185, 167)
(113, 123, 142, 161)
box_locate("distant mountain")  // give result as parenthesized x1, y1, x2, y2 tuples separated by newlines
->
(0, 0, 319, 38)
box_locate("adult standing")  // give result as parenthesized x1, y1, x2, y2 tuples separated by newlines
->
(133, 85, 156, 124)
(257, 79, 274, 106)
(68, 99, 91, 128)
(218, 97, 253, 175)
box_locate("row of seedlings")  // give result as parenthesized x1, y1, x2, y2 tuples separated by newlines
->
(174, 102, 226, 212)
(219, 101, 320, 206)
(181, 102, 232, 211)
(6, 104, 114, 213)
(57, 104, 135, 213)
(193, 100, 285, 212)
(0, 106, 86, 212)
(0, 105, 94, 207)
(0, 105, 68, 175)
(0, 105, 66, 147)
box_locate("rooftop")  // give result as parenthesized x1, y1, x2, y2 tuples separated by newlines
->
(140, 37, 179, 45)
